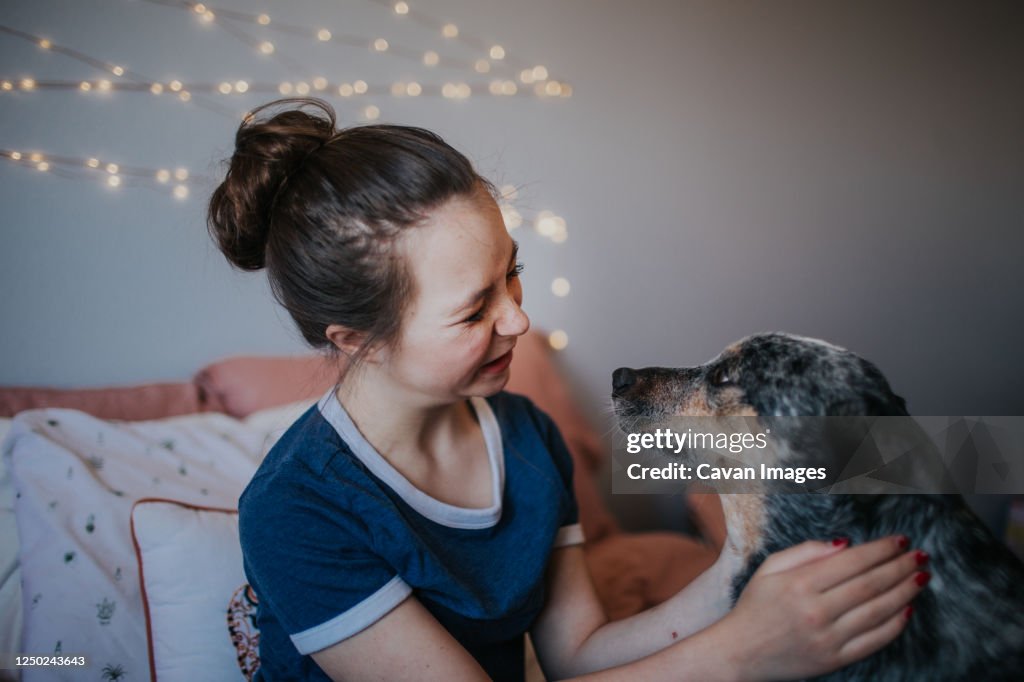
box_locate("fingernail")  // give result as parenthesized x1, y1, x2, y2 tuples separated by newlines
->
(914, 550, 929, 566)
(903, 605, 914, 619)
(832, 537, 850, 547)
(914, 571, 931, 587)
(896, 535, 910, 550)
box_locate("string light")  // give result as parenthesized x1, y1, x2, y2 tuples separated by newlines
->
(317, 29, 331, 41)
(373, 38, 389, 52)
(363, 105, 380, 120)
(548, 330, 569, 351)
(107, 175, 121, 187)
(551, 278, 571, 297)
(423, 50, 439, 66)
(394, 2, 410, 15)
(490, 45, 505, 60)
(442, 23, 459, 38)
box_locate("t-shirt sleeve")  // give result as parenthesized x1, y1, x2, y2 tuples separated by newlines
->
(526, 400, 585, 549)
(239, 479, 411, 655)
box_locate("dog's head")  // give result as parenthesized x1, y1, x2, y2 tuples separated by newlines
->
(612, 332, 908, 421)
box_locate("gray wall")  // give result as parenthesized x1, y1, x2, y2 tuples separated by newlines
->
(3, 1, 1022, 526)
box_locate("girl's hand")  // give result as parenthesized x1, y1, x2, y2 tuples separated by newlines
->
(722, 536, 928, 682)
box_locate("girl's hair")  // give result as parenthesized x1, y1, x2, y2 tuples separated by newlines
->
(207, 97, 496, 367)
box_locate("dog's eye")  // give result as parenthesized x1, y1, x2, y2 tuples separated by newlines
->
(710, 365, 733, 387)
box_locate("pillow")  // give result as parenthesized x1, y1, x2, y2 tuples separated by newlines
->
(0, 417, 23, 676)
(194, 356, 337, 419)
(131, 499, 255, 682)
(0, 382, 201, 420)
(5, 407, 271, 682)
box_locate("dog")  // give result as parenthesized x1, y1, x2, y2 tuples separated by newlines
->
(611, 332, 1024, 681)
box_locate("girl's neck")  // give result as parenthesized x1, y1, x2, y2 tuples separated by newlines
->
(334, 369, 476, 468)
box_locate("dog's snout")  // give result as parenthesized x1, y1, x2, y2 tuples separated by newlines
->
(612, 367, 637, 396)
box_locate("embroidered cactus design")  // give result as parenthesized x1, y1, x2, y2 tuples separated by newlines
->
(152, 476, 161, 485)
(101, 663, 125, 681)
(111, 489, 124, 497)
(86, 514, 95, 533)
(200, 487, 208, 496)
(46, 419, 59, 427)
(97, 431, 105, 446)
(87, 455, 104, 470)
(31, 593, 41, 609)
(178, 464, 188, 476)
(66, 466, 73, 480)
(54, 640, 61, 654)
(48, 500, 58, 510)
(161, 438, 175, 451)
(114, 566, 122, 581)
(97, 597, 116, 625)
(64, 551, 75, 564)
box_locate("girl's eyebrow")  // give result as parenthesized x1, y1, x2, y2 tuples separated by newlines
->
(449, 241, 519, 316)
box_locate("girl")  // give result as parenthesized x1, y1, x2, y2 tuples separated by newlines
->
(208, 98, 927, 681)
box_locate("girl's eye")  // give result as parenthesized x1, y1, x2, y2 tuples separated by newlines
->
(463, 262, 524, 324)
(508, 261, 525, 279)
(463, 309, 484, 323)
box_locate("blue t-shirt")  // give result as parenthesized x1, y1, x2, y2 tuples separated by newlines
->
(238, 388, 583, 681)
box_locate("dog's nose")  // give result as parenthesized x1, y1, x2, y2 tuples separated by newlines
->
(612, 367, 637, 396)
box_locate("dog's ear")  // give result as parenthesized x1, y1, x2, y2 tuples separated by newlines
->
(827, 390, 908, 417)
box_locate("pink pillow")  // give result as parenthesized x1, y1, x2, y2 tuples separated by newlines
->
(194, 355, 339, 418)
(0, 382, 200, 420)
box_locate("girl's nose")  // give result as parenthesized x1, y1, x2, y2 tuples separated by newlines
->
(496, 296, 530, 337)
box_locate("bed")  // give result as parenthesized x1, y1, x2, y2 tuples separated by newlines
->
(0, 330, 725, 681)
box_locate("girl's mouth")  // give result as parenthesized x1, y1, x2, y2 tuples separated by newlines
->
(479, 349, 513, 374)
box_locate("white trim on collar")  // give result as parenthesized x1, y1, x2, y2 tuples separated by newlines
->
(316, 388, 504, 529)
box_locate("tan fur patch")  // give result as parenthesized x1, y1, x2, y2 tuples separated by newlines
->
(719, 494, 765, 560)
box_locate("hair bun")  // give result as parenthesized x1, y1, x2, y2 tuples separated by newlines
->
(207, 98, 337, 271)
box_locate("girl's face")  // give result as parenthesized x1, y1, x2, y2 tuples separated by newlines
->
(373, 190, 530, 405)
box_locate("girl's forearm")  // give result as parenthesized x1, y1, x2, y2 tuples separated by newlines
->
(556, 550, 740, 677)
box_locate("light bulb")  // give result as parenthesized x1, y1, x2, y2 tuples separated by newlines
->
(548, 330, 569, 350)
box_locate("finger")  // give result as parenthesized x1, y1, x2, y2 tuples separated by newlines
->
(802, 535, 909, 592)
(835, 603, 912, 668)
(832, 570, 927, 643)
(757, 539, 849, 576)
(821, 550, 927, 621)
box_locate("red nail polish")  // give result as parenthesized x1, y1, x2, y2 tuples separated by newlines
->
(914, 550, 930, 566)
(903, 605, 914, 619)
(914, 571, 931, 587)
(832, 537, 850, 547)
(896, 535, 910, 550)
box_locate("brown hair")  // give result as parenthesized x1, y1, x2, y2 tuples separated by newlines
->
(207, 97, 496, 368)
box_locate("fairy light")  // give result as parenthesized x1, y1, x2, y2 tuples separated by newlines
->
(312, 77, 327, 90)
(500, 204, 522, 230)
(150, 83, 163, 94)
(97, 79, 112, 91)
(235, 80, 249, 93)
(257, 13, 270, 25)
(406, 82, 421, 96)
(168, 80, 182, 92)
(519, 69, 535, 85)
(179, 91, 191, 102)
(174, 168, 188, 181)
(373, 38, 389, 52)
(279, 82, 293, 94)
(394, 2, 409, 15)
(423, 50, 439, 66)
(259, 41, 274, 55)
(10, 152, 22, 160)
(29, 153, 42, 163)
(545, 81, 562, 96)
(295, 82, 310, 95)
(353, 80, 368, 94)
(39, 38, 52, 49)
(106, 163, 118, 174)
(442, 83, 456, 99)
(37, 161, 50, 171)
(155, 169, 170, 183)
(548, 330, 569, 351)
(474, 59, 490, 74)
(193, 4, 206, 14)
(490, 45, 505, 60)
(173, 185, 189, 199)
(317, 29, 331, 41)
(442, 23, 458, 38)
(107, 175, 121, 187)
(20, 78, 36, 90)
(338, 83, 354, 97)
(551, 277, 571, 297)
(111, 65, 125, 76)
(1, 81, 12, 91)
(502, 81, 518, 95)
(391, 82, 405, 96)
(86, 158, 99, 168)
(532, 66, 549, 81)
(363, 105, 380, 120)
(218, 82, 232, 94)
(80, 81, 92, 91)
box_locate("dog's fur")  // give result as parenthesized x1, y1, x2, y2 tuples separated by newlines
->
(612, 333, 1024, 681)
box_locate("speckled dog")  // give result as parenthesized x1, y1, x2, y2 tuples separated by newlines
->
(612, 333, 1024, 681)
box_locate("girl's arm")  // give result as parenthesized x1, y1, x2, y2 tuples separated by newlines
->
(530, 535, 926, 681)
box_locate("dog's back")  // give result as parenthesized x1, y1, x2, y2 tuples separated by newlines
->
(731, 494, 1024, 681)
